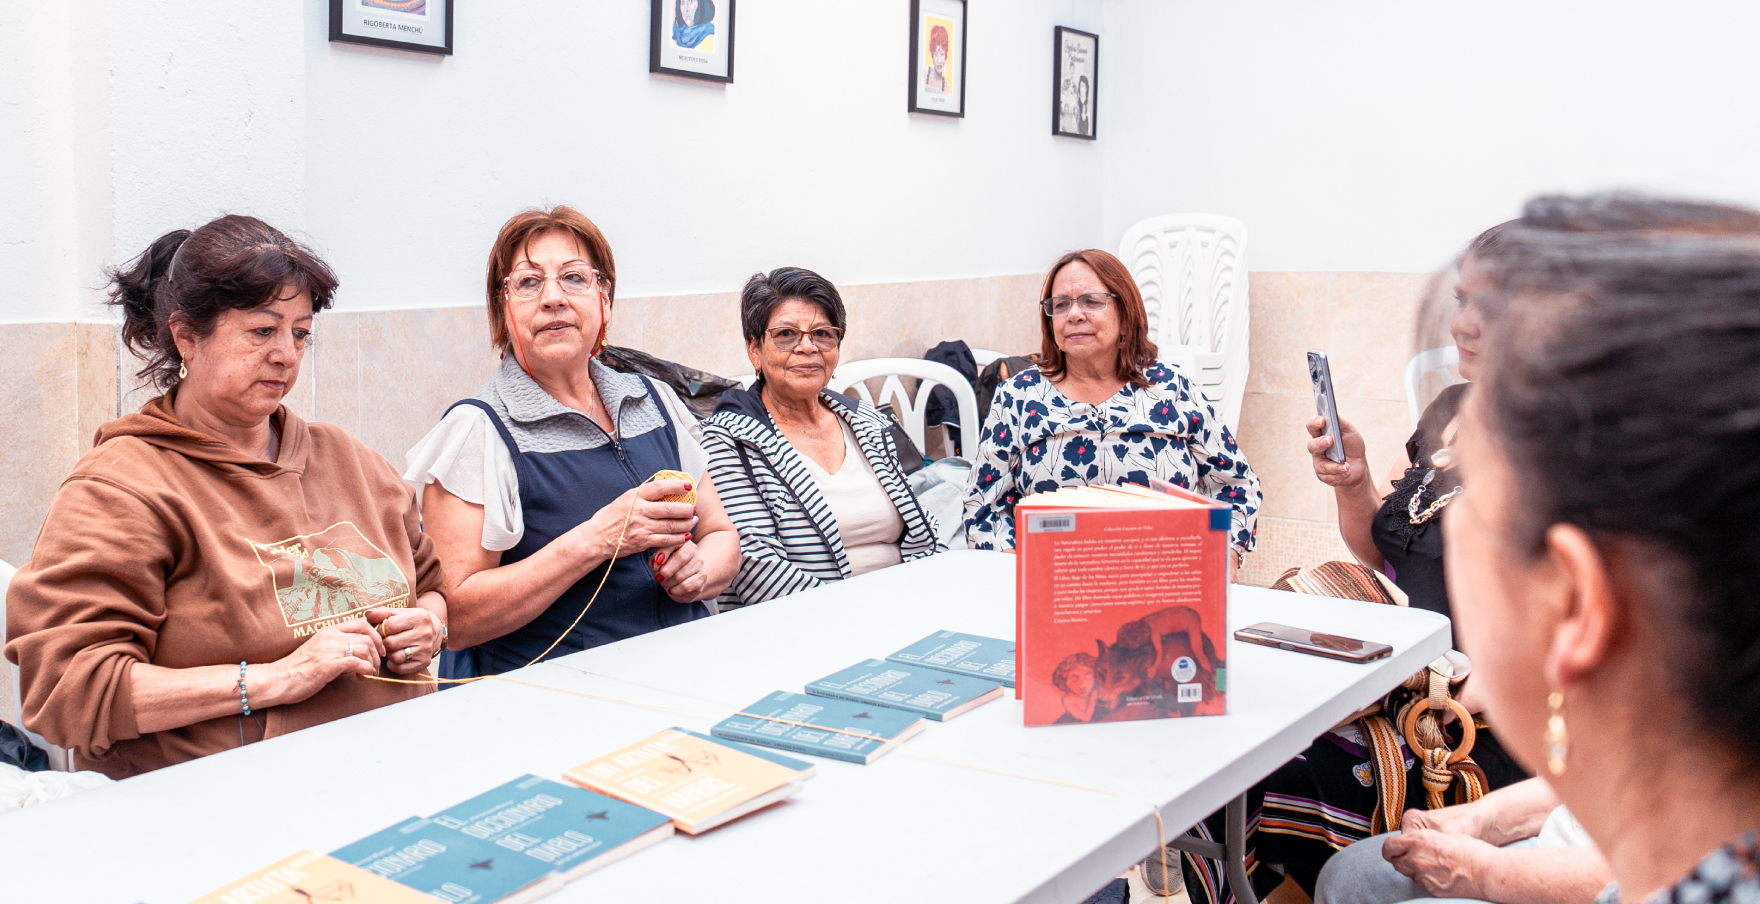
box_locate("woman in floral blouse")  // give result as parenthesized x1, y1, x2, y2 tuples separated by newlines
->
(962, 249, 1260, 560)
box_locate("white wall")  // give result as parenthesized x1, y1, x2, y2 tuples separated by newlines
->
(1102, 0, 1760, 272)
(0, 1, 112, 324)
(303, 0, 1104, 310)
(0, 0, 1107, 324)
(16, 0, 1760, 323)
(1, 1, 308, 325)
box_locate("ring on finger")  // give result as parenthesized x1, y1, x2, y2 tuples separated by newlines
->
(404, 646, 416, 663)
(345, 642, 354, 659)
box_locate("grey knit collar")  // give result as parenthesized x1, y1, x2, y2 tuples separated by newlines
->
(492, 356, 650, 426)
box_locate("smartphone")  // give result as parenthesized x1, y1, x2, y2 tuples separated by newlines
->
(1308, 351, 1346, 463)
(1234, 622, 1392, 664)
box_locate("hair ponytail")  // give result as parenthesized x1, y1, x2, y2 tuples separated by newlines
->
(106, 229, 190, 368)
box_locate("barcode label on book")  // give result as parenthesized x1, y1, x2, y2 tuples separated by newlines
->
(1027, 514, 1075, 533)
(1177, 683, 1203, 702)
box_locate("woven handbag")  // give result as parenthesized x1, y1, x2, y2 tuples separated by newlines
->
(1271, 561, 1488, 832)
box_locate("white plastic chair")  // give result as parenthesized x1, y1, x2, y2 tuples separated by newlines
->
(969, 348, 1005, 369)
(1118, 214, 1252, 433)
(1405, 346, 1463, 426)
(828, 358, 980, 457)
(0, 559, 69, 771)
(729, 373, 757, 389)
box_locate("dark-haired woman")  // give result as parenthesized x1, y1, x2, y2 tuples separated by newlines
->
(702, 267, 943, 607)
(405, 206, 739, 675)
(962, 249, 1260, 560)
(1445, 194, 1760, 904)
(3, 215, 447, 779)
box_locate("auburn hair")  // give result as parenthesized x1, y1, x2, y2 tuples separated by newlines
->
(484, 206, 616, 353)
(1036, 249, 1158, 388)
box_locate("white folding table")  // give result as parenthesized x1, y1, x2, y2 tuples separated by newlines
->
(0, 550, 1448, 904)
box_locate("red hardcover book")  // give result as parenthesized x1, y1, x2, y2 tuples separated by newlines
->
(1014, 485, 1230, 726)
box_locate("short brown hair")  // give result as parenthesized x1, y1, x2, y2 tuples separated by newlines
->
(1036, 249, 1158, 388)
(484, 206, 617, 353)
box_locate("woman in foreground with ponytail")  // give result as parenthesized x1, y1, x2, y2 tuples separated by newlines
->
(1436, 193, 1760, 904)
(3, 215, 448, 779)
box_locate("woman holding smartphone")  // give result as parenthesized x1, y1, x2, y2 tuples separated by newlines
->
(1306, 227, 1502, 626)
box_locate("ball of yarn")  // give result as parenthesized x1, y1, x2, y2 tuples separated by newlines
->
(650, 469, 697, 504)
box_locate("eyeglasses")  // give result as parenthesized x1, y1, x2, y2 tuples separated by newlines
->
(504, 267, 605, 300)
(1041, 292, 1117, 317)
(763, 326, 844, 351)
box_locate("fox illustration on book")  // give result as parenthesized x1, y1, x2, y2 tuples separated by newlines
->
(1051, 606, 1225, 723)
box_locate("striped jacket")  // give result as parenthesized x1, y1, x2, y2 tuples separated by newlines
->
(702, 383, 944, 607)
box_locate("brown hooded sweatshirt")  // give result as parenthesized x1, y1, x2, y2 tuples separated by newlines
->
(4, 394, 441, 778)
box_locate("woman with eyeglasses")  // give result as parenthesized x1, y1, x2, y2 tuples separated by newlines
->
(701, 267, 945, 607)
(963, 249, 1261, 561)
(404, 206, 740, 675)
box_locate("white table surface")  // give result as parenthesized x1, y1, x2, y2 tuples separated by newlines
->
(0, 550, 1449, 904)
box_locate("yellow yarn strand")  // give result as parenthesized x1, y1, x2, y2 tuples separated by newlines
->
(367, 469, 693, 687)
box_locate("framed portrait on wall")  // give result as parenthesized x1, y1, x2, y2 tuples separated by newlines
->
(908, 0, 967, 117)
(329, 0, 453, 56)
(1054, 27, 1097, 139)
(651, 0, 736, 83)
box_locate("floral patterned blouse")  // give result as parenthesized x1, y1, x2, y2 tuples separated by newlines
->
(1596, 830, 1759, 904)
(962, 360, 1261, 553)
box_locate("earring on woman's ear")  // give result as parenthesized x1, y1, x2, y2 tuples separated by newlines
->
(178, 359, 188, 381)
(1544, 690, 1569, 776)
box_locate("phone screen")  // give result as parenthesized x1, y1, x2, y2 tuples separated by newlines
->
(1308, 351, 1346, 463)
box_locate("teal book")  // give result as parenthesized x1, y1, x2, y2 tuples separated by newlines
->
(710, 692, 926, 765)
(886, 630, 1017, 687)
(805, 659, 1005, 721)
(332, 815, 562, 904)
(429, 775, 674, 883)
(676, 726, 819, 779)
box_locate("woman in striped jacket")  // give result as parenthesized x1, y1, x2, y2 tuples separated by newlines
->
(703, 267, 944, 607)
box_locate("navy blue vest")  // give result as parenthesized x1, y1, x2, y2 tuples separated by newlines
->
(452, 375, 707, 675)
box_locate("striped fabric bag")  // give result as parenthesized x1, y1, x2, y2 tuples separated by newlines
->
(1268, 561, 1486, 835)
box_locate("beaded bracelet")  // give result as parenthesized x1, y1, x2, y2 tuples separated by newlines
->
(237, 661, 251, 716)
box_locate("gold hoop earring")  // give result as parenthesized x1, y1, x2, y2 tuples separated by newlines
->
(177, 360, 188, 381)
(1544, 690, 1568, 776)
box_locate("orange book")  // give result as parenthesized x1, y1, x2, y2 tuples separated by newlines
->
(563, 729, 804, 835)
(1014, 484, 1230, 726)
(184, 850, 436, 904)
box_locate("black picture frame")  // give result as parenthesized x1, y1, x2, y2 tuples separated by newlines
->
(1053, 26, 1098, 139)
(908, 0, 968, 117)
(650, 0, 737, 83)
(328, 0, 453, 56)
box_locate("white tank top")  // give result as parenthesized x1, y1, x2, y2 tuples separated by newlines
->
(798, 420, 905, 576)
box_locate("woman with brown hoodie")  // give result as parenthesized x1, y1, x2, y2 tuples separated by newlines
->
(3, 215, 448, 779)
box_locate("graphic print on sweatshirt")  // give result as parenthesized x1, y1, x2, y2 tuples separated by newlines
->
(249, 521, 412, 635)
